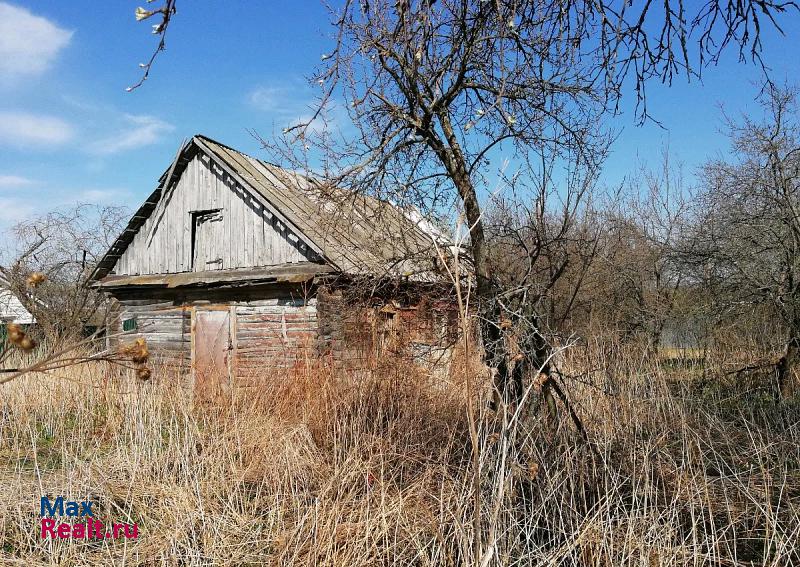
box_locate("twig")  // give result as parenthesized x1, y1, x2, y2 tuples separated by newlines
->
(126, 1, 178, 92)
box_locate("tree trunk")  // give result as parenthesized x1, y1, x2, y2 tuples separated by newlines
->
(433, 113, 551, 404)
(646, 318, 666, 360)
(455, 173, 514, 401)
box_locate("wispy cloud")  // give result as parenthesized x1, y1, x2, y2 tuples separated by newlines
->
(248, 86, 292, 112)
(0, 2, 73, 80)
(0, 111, 75, 147)
(73, 188, 129, 203)
(0, 196, 35, 223)
(0, 174, 34, 188)
(0, 188, 132, 238)
(247, 82, 346, 136)
(247, 82, 316, 117)
(86, 114, 174, 155)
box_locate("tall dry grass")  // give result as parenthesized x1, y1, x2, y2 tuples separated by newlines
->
(0, 345, 798, 565)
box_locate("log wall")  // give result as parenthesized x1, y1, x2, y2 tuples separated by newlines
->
(117, 299, 191, 371)
(234, 298, 318, 382)
(315, 287, 458, 375)
(113, 285, 457, 383)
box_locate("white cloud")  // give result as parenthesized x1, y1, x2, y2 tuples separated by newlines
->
(0, 189, 134, 240)
(0, 174, 34, 188)
(290, 114, 330, 136)
(73, 188, 128, 203)
(87, 114, 174, 155)
(249, 86, 289, 111)
(0, 2, 73, 80)
(247, 83, 348, 137)
(0, 111, 75, 147)
(0, 196, 34, 223)
(247, 83, 314, 117)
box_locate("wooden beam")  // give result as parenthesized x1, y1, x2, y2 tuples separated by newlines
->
(146, 138, 191, 246)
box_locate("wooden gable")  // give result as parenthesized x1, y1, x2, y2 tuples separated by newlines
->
(113, 150, 321, 276)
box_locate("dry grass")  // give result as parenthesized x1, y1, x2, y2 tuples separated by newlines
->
(0, 347, 798, 566)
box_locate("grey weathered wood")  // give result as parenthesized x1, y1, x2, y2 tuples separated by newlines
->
(115, 152, 313, 276)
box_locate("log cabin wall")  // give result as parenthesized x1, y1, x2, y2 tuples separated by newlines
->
(234, 297, 318, 383)
(116, 299, 192, 371)
(315, 287, 458, 375)
(113, 286, 456, 382)
(113, 286, 319, 382)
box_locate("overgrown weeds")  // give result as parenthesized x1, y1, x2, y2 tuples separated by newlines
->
(0, 346, 798, 565)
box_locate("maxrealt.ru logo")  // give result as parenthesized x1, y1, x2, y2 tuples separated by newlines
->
(40, 496, 138, 540)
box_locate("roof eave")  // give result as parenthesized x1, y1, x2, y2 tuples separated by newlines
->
(93, 263, 336, 291)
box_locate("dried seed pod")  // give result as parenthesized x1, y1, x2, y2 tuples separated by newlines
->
(136, 367, 152, 381)
(132, 338, 149, 363)
(120, 342, 137, 356)
(6, 323, 25, 344)
(26, 272, 46, 288)
(8, 330, 24, 344)
(131, 347, 149, 364)
(17, 337, 36, 351)
(120, 337, 148, 362)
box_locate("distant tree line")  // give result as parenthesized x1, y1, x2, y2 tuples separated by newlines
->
(484, 84, 800, 398)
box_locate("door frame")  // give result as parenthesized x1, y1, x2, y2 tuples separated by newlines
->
(190, 208, 224, 271)
(190, 305, 237, 394)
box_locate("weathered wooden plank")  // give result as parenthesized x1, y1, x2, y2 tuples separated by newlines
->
(114, 150, 311, 278)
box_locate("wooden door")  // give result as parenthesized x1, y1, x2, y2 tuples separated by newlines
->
(193, 309, 231, 398)
(192, 209, 224, 271)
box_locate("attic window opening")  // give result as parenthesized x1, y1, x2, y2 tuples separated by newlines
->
(190, 209, 224, 270)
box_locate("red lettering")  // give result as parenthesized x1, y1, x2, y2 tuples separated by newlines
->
(40, 518, 56, 538)
(57, 523, 71, 538)
(124, 524, 138, 539)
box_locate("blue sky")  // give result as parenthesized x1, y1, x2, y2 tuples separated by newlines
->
(1, 1, 799, 236)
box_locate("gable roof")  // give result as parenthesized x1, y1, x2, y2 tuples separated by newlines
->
(92, 135, 451, 282)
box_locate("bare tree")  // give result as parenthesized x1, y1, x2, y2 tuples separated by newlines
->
(603, 151, 694, 355)
(1, 204, 128, 342)
(126, 0, 798, 403)
(278, 0, 800, 403)
(484, 151, 604, 341)
(697, 84, 800, 398)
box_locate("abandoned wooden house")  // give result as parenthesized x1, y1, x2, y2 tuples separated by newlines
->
(91, 135, 460, 387)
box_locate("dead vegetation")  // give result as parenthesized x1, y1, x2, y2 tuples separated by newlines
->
(0, 345, 797, 566)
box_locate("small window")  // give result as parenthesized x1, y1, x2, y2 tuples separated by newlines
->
(122, 318, 138, 332)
